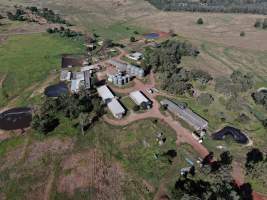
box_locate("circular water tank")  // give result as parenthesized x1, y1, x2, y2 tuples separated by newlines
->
(113, 76, 118, 85)
(138, 69, 145, 77)
(118, 77, 123, 85)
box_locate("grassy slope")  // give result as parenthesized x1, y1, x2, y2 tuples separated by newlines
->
(0, 119, 196, 199)
(0, 33, 84, 108)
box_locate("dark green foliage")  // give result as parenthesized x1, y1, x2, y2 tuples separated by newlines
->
(245, 148, 264, 170)
(197, 18, 204, 25)
(130, 36, 136, 42)
(7, 6, 68, 24)
(240, 31, 245, 37)
(133, 105, 140, 112)
(190, 69, 212, 84)
(144, 40, 205, 95)
(236, 113, 250, 123)
(148, 0, 267, 15)
(215, 70, 254, 96)
(46, 27, 83, 38)
(251, 90, 267, 110)
(197, 93, 214, 106)
(263, 18, 267, 29)
(254, 19, 262, 28)
(32, 89, 104, 134)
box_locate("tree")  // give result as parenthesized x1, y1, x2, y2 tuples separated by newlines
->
(32, 112, 59, 134)
(133, 105, 140, 112)
(197, 93, 214, 106)
(79, 113, 89, 136)
(254, 19, 262, 28)
(263, 18, 267, 29)
(197, 18, 204, 25)
(220, 151, 233, 165)
(130, 36, 136, 42)
(240, 31, 245, 37)
(103, 39, 113, 48)
(245, 148, 264, 170)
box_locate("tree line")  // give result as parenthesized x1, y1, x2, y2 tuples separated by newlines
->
(7, 6, 70, 25)
(147, 0, 267, 15)
(46, 27, 83, 39)
(144, 39, 212, 95)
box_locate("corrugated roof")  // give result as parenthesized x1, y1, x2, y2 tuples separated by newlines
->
(160, 99, 208, 130)
(107, 98, 125, 116)
(97, 85, 114, 101)
(129, 91, 150, 105)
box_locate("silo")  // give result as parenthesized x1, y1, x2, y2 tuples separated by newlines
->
(138, 69, 145, 77)
(113, 76, 118, 85)
(118, 77, 123, 86)
(134, 67, 139, 75)
(126, 75, 131, 82)
(123, 76, 127, 84)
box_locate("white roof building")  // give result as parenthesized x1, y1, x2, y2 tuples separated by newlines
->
(107, 98, 125, 119)
(127, 52, 143, 61)
(129, 91, 151, 108)
(97, 85, 115, 103)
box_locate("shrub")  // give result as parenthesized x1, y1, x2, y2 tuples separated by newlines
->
(240, 31, 245, 37)
(196, 18, 204, 25)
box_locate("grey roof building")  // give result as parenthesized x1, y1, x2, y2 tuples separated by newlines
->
(160, 99, 208, 131)
(97, 85, 115, 103)
(107, 98, 125, 119)
(60, 70, 71, 81)
(129, 91, 151, 109)
(83, 70, 91, 89)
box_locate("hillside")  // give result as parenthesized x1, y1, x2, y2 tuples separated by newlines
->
(148, 0, 267, 14)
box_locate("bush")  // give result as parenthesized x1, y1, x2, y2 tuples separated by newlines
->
(196, 18, 204, 25)
(254, 19, 262, 28)
(240, 31, 245, 37)
(130, 36, 136, 42)
(197, 93, 214, 106)
(133, 105, 140, 112)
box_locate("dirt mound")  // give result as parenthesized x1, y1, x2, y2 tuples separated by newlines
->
(57, 149, 124, 199)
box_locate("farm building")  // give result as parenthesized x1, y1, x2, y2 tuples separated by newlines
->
(107, 59, 145, 78)
(72, 72, 85, 81)
(127, 52, 143, 61)
(71, 79, 82, 93)
(129, 91, 152, 109)
(60, 70, 71, 81)
(81, 65, 100, 72)
(160, 99, 208, 131)
(107, 98, 125, 119)
(97, 85, 115, 103)
(84, 70, 91, 89)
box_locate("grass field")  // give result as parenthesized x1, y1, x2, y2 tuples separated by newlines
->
(0, 33, 84, 108)
(0, 119, 192, 199)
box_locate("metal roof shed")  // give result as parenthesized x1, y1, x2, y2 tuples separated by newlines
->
(97, 85, 115, 103)
(107, 98, 125, 119)
(160, 99, 208, 131)
(129, 91, 151, 108)
(71, 80, 81, 93)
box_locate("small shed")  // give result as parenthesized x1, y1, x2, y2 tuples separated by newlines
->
(129, 91, 151, 109)
(107, 98, 125, 119)
(84, 70, 91, 89)
(97, 85, 115, 103)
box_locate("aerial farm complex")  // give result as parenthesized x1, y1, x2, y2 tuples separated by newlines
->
(1, 2, 267, 198)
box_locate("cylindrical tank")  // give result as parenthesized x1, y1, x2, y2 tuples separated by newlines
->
(118, 77, 122, 85)
(138, 69, 145, 77)
(113, 76, 118, 85)
(123, 76, 127, 84)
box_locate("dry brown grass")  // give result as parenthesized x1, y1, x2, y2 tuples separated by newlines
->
(57, 149, 125, 199)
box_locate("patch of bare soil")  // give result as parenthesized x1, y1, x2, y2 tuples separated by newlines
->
(57, 149, 124, 199)
(26, 137, 74, 163)
(0, 145, 25, 171)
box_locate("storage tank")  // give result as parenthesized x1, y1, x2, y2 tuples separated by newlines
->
(113, 76, 118, 85)
(126, 75, 131, 82)
(123, 76, 127, 84)
(138, 69, 145, 77)
(118, 77, 123, 85)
